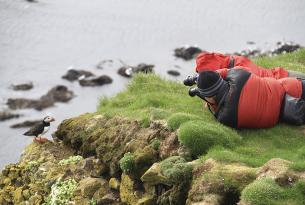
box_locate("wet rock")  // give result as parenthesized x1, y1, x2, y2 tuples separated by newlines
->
(167, 70, 180, 76)
(79, 75, 113, 87)
(0, 111, 21, 122)
(174, 46, 202, 60)
(62, 69, 94, 82)
(118, 63, 154, 77)
(45, 85, 74, 102)
(10, 120, 41, 128)
(11, 82, 33, 91)
(7, 85, 74, 110)
(273, 42, 302, 55)
(232, 41, 303, 58)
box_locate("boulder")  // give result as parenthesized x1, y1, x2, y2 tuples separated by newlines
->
(0, 111, 21, 122)
(11, 82, 33, 91)
(79, 75, 113, 87)
(77, 177, 105, 198)
(118, 63, 154, 77)
(174, 46, 202, 60)
(273, 42, 302, 55)
(141, 163, 169, 185)
(187, 159, 257, 205)
(10, 120, 40, 128)
(7, 85, 74, 110)
(167, 70, 180, 76)
(62, 69, 94, 81)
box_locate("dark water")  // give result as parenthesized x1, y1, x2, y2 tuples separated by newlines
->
(0, 0, 305, 169)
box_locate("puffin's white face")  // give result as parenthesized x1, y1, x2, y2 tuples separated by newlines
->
(43, 116, 55, 123)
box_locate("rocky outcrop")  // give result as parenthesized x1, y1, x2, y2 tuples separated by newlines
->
(2, 114, 305, 205)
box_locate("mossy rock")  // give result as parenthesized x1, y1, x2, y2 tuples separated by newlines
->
(178, 120, 241, 157)
(240, 178, 284, 205)
(188, 160, 257, 204)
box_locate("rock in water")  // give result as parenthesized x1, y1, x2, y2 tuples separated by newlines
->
(167, 70, 180, 76)
(118, 63, 154, 77)
(0, 111, 21, 121)
(79, 75, 113, 87)
(11, 82, 33, 91)
(174, 46, 202, 60)
(7, 85, 74, 110)
(62, 69, 94, 82)
(10, 120, 41, 128)
(43, 85, 74, 102)
(273, 42, 302, 55)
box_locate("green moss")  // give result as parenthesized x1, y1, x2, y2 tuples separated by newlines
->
(151, 139, 161, 151)
(119, 152, 135, 173)
(241, 178, 284, 205)
(160, 156, 193, 184)
(241, 178, 305, 205)
(178, 121, 241, 157)
(43, 179, 78, 205)
(167, 113, 201, 131)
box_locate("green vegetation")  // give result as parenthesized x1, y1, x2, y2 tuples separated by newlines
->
(167, 113, 200, 130)
(43, 179, 78, 205)
(58, 155, 83, 166)
(151, 139, 161, 151)
(98, 49, 305, 170)
(159, 156, 193, 184)
(241, 178, 305, 205)
(119, 152, 135, 173)
(178, 121, 241, 157)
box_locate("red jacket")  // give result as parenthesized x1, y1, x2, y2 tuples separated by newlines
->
(195, 52, 289, 79)
(214, 68, 302, 128)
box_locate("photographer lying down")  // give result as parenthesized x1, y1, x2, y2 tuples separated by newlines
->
(184, 68, 305, 128)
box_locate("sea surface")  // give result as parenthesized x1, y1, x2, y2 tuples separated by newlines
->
(0, 0, 305, 169)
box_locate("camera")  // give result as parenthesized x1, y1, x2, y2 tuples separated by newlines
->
(189, 88, 199, 97)
(183, 74, 198, 86)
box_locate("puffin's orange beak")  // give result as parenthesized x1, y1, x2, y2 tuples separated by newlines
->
(50, 117, 55, 122)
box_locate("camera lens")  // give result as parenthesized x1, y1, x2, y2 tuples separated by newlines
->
(189, 88, 198, 97)
(183, 76, 196, 86)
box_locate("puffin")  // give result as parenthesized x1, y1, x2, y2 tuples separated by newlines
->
(23, 116, 55, 143)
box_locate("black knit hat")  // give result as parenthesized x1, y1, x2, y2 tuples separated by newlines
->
(197, 71, 224, 97)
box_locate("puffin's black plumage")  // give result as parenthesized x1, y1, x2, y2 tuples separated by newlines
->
(23, 121, 50, 137)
